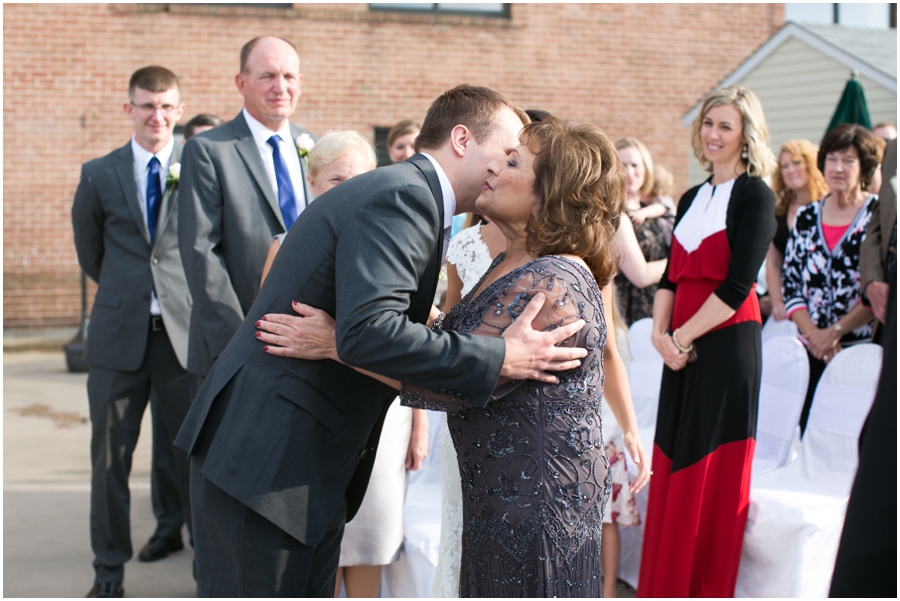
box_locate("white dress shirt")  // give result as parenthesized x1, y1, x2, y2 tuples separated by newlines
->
(242, 107, 307, 219)
(132, 135, 175, 316)
(420, 153, 457, 261)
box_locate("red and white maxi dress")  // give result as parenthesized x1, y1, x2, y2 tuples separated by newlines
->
(638, 174, 775, 597)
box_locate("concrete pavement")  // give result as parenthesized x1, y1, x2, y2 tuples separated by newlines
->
(3, 349, 638, 598)
(3, 350, 196, 597)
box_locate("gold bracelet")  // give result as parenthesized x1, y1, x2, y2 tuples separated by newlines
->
(671, 328, 694, 354)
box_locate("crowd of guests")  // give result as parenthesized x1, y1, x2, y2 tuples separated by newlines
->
(70, 31, 894, 599)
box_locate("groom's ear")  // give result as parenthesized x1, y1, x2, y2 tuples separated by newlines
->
(449, 124, 472, 158)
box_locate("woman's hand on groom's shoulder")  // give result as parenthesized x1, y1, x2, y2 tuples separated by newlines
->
(255, 301, 339, 361)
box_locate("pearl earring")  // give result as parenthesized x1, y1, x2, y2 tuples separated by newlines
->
(741, 144, 748, 160)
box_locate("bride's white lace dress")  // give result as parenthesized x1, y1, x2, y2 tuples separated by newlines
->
(431, 223, 495, 598)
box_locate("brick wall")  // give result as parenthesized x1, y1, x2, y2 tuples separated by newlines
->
(3, 2, 783, 329)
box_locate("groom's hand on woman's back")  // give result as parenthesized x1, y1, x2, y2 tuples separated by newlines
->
(500, 292, 587, 384)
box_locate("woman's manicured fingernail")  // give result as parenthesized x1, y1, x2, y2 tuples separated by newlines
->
(255, 332, 261, 338)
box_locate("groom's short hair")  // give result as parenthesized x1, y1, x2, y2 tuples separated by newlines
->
(415, 84, 528, 152)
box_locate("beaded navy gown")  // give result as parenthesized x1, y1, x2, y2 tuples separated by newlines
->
(402, 254, 611, 597)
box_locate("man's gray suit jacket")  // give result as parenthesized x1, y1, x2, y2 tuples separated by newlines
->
(178, 112, 317, 375)
(174, 155, 505, 547)
(72, 141, 192, 370)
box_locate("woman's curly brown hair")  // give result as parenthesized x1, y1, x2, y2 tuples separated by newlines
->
(521, 119, 626, 288)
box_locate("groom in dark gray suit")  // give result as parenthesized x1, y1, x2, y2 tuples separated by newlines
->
(175, 84, 588, 596)
(178, 36, 316, 378)
(72, 66, 194, 598)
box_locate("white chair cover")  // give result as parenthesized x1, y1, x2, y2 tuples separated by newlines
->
(753, 336, 809, 476)
(617, 318, 661, 590)
(736, 344, 882, 598)
(627, 318, 663, 431)
(617, 471, 651, 591)
(761, 315, 799, 345)
(382, 409, 445, 597)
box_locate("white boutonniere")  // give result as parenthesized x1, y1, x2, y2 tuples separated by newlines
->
(165, 162, 181, 190)
(295, 134, 315, 163)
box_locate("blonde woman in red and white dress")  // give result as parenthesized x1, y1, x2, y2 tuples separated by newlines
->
(639, 86, 776, 597)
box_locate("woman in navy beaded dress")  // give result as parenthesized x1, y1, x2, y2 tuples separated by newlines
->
(401, 119, 651, 597)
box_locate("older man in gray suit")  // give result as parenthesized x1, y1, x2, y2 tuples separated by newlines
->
(178, 36, 316, 378)
(72, 66, 194, 598)
(175, 84, 588, 596)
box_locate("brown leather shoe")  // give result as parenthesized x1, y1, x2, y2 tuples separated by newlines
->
(86, 581, 123, 598)
(137, 536, 184, 562)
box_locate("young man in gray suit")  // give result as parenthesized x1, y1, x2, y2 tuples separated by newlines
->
(177, 36, 316, 378)
(72, 66, 195, 597)
(175, 84, 589, 596)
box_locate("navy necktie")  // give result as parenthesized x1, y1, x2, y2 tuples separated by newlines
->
(146, 156, 162, 243)
(267, 135, 298, 231)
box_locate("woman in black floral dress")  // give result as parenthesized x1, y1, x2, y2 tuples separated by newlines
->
(402, 119, 650, 597)
(612, 138, 674, 326)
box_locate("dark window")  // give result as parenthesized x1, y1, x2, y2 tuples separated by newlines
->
(370, 3, 509, 17)
(374, 126, 392, 168)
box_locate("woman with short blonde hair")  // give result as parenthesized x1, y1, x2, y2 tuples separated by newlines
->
(306, 130, 376, 187)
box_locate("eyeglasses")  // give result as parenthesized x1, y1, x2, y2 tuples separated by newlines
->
(130, 102, 178, 116)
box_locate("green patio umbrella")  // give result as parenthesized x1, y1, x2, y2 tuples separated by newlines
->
(826, 73, 872, 135)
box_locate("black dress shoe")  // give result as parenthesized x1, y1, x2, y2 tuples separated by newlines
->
(86, 581, 124, 598)
(138, 536, 184, 562)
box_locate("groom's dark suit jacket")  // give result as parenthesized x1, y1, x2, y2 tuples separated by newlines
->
(175, 155, 505, 546)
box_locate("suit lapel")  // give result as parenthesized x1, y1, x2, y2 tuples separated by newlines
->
(154, 142, 182, 247)
(233, 112, 285, 229)
(114, 143, 151, 245)
(290, 124, 315, 208)
(407, 154, 446, 294)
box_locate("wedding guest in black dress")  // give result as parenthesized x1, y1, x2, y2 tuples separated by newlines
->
(613, 137, 674, 326)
